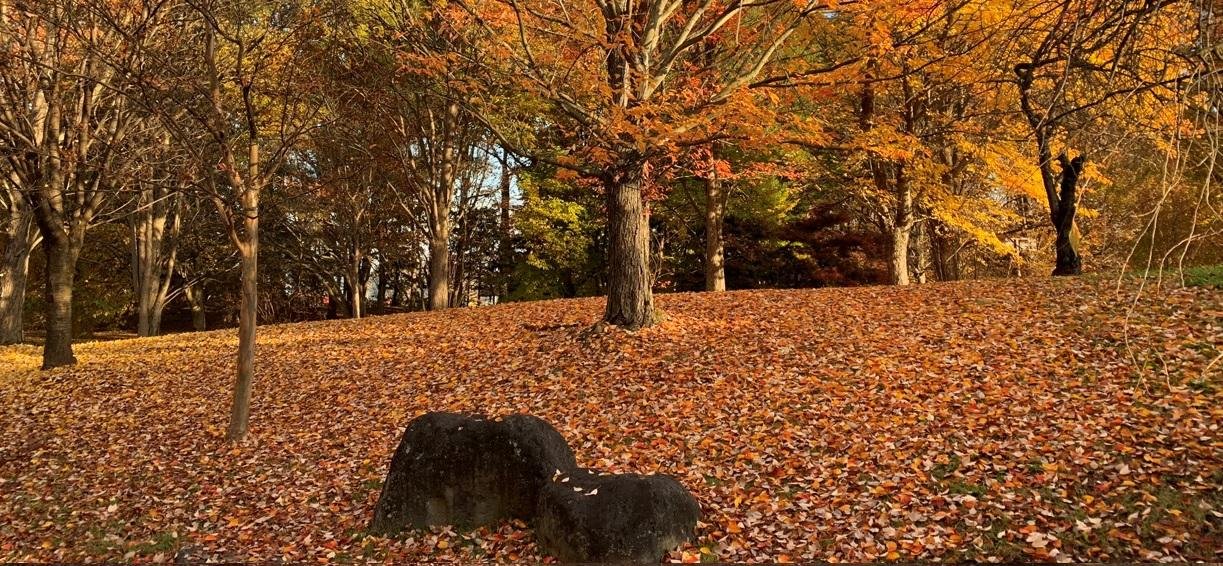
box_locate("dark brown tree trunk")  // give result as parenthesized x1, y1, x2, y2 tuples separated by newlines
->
(602, 166, 655, 329)
(374, 261, 389, 314)
(0, 211, 34, 344)
(930, 223, 961, 281)
(704, 174, 727, 292)
(1052, 155, 1084, 276)
(390, 273, 404, 308)
(41, 237, 78, 369)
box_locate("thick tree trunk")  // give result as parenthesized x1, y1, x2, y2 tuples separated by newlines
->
(185, 281, 207, 331)
(1051, 155, 1084, 276)
(889, 227, 912, 286)
(704, 174, 727, 292)
(0, 211, 34, 344)
(427, 217, 450, 311)
(602, 166, 655, 329)
(41, 237, 78, 369)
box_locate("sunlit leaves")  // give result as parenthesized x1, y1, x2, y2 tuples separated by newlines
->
(0, 278, 1217, 562)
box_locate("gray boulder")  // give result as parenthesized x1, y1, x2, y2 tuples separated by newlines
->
(368, 412, 577, 535)
(535, 468, 700, 563)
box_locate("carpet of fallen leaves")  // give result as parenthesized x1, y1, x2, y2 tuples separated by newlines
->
(0, 277, 1219, 563)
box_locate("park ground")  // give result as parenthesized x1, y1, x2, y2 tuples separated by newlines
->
(0, 276, 1219, 562)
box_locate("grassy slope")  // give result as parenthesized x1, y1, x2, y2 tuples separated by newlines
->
(0, 277, 1218, 562)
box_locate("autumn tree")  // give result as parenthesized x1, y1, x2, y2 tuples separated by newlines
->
(464, 0, 855, 327)
(846, 1, 1019, 284)
(117, 0, 339, 440)
(128, 132, 188, 336)
(1007, 0, 1196, 275)
(361, 0, 494, 311)
(0, 0, 148, 367)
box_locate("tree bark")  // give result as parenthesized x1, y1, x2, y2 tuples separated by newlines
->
(704, 173, 727, 292)
(347, 255, 363, 319)
(1051, 155, 1084, 276)
(499, 151, 514, 300)
(427, 215, 450, 311)
(0, 209, 34, 344)
(602, 166, 655, 329)
(185, 281, 207, 331)
(227, 244, 257, 441)
(41, 237, 78, 369)
(1017, 66, 1083, 277)
(888, 169, 915, 286)
(225, 169, 260, 442)
(889, 228, 912, 286)
(131, 188, 178, 336)
(931, 228, 961, 281)
(374, 260, 389, 314)
(913, 219, 931, 284)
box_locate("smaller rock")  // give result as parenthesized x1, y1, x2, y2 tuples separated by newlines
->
(535, 468, 700, 563)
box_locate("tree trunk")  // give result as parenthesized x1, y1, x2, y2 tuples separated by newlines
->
(0, 211, 34, 344)
(131, 191, 177, 337)
(41, 237, 78, 369)
(704, 174, 727, 292)
(888, 169, 915, 286)
(602, 166, 655, 329)
(427, 216, 450, 311)
(889, 226, 912, 286)
(499, 152, 514, 300)
(226, 179, 259, 442)
(1052, 155, 1084, 276)
(914, 220, 930, 284)
(374, 260, 389, 314)
(227, 245, 257, 441)
(185, 281, 207, 331)
(348, 261, 363, 319)
(450, 218, 468, 308)
(931, 225, 961, 281)
(390, 274, 403, 308)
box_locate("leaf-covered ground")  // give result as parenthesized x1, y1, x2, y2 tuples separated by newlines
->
(0, 277, 1219, 563)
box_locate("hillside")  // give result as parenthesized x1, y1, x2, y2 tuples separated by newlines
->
(0, 277, 1218, 562)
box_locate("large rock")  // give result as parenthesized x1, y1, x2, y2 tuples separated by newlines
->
(368, 412, 577, 535)
(534, 468, 700, 563)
